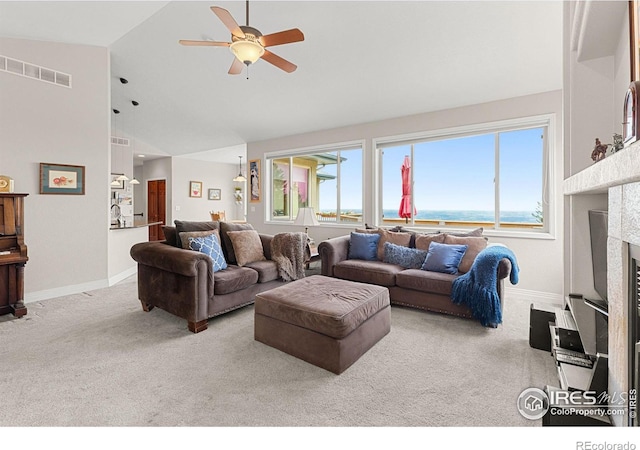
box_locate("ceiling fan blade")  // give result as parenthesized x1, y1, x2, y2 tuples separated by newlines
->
(259, 28, 305, 47)
(179, 40, 230, 47)
(229, 58, 244, 75)
(260, 50, 297, 73)
(210, 6, 245, 38)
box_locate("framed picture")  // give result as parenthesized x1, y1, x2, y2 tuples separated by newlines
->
(631, 1, 640, 81)
(249, 159, 261, 203)
(110, 173, 124, 190)
(208, 188, 221, 200)
(39, 163, 85, 195)
(190, 181, 203, 198)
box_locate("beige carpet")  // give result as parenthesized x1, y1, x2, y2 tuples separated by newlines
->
(0, 275, 556, 427)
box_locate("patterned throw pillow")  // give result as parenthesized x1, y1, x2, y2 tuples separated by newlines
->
(188, 233, 227, 272)
(383, 242, 429, 269)
(227, 229, 266, 266)
(421, 242, 468, 275)
(348, 232, 380, 261)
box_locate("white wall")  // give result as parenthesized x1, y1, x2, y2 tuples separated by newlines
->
(248, 90, 564, 299)
(170, 157, 240, 224)
(564, 1, 630, 300)
(0, 37, 112, 300)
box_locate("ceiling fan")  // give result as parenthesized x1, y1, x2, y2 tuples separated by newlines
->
(179, 1, 304, 75)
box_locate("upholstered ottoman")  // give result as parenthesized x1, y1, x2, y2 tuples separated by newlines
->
(254, 275, 390, 374)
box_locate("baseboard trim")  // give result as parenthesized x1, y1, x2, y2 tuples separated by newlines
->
(25, 267, 138, 303)
(108, 266, 137, 287)
(504, 287, 563, 306)
(25, 279, 109, 303)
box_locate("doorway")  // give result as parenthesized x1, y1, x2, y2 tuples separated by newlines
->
(147, 179, 166, 241)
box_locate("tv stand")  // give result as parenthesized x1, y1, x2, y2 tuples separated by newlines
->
(536, 294, 611, 426)
(584, 297, 609, 316)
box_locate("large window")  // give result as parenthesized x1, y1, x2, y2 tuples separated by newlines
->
(267, 144, 363, 224)
(378, 119, 549, 232)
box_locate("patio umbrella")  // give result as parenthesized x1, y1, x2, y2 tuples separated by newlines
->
(398, 155, 417, 223)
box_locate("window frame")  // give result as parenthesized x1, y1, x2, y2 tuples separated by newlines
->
(264, 140, 366, 226)
(373, 114, 555, 238)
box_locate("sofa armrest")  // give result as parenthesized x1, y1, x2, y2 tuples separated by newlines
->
(318, 235, 350, 277)
(131, 241, 212, 277)
(497, 258, 512, 280)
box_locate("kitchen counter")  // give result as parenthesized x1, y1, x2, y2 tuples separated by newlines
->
(109, 220, 162, 230)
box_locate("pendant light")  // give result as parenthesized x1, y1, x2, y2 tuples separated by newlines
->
(129, 99, 140, 185)
(111, 108, 123, 186)
(233, 155, 247, 182)
(115, 78, 129, 182)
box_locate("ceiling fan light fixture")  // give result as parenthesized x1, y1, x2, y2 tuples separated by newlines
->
(230, 39, 264, 65)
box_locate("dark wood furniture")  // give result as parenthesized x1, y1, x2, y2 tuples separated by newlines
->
(0, 193, 28, 318)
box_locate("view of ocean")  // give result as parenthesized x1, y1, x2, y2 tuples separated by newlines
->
(382, 209, 537, 223)
(326, 209, 539, 223)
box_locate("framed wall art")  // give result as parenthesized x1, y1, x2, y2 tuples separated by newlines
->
(208, 188, 221, 200)
(39, 163, 85, 195)
(189, 181, 203, 198)
(249, 159, 261, 203)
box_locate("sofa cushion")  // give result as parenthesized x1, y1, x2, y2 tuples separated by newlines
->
(179, 229, 219, 249)
(334, 259, 404, 287)
(421, 242, 468, 274)
(213, 265, 259, 295)
(188, 233, 227, 273)
(376, 229, 411, 260)
(348, 232, 380, 261)
(443, 235, 488, 274)
(172, 221, 219, 250)
(447, 227, 484, 237)
(219, 222, 255, 264)
(383, 242, 428, 269)
(396, 269, 459, 296)
(162, 225, 178, 247)
(414, 232, 446, 251)
(227, 229, 266, 266)
(244, 259, 280, 283)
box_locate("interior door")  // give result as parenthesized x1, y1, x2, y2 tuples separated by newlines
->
(147, 179, 166, 241)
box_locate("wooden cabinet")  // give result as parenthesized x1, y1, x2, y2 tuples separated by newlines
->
(0, 193, 28, 318)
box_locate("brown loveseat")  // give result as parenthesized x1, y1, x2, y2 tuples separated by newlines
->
(318, 228, 513, 324)
(130, 221, 287, 333)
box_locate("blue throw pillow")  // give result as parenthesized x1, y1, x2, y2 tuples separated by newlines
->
(348, 232, 380, 261)
(421, 242, 468, 274)
(189, 234, 227, 272)
(383, 242, 428, 269)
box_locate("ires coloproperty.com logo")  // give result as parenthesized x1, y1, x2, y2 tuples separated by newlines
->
(516, 387, 637, 420)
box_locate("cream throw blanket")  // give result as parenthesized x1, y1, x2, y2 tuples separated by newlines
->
(271, 232, 310, 281)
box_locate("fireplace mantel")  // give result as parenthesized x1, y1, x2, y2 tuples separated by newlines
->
(564, 141, 640, 195)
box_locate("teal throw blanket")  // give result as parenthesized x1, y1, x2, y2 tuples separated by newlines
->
(451, 245, 519, 327)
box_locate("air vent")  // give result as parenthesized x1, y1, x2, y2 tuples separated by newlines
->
(111, 136, 130, 146)
(0, 55, 72, 88)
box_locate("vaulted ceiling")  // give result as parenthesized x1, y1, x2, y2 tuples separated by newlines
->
(0, 1, 563, 163)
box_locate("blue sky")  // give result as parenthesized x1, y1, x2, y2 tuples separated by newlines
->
(318, 128, 543, 214)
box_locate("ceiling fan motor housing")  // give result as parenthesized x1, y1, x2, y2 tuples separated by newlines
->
(230, 26, 264, 65)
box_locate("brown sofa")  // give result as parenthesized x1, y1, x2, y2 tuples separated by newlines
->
(130, 221, 287, 333)
(318, 230, 513, 324)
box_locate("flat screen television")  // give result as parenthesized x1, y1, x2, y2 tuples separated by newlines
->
(588, 209, 609, 315)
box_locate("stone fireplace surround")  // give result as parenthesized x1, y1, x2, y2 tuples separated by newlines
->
(565, 144, 640, 426)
